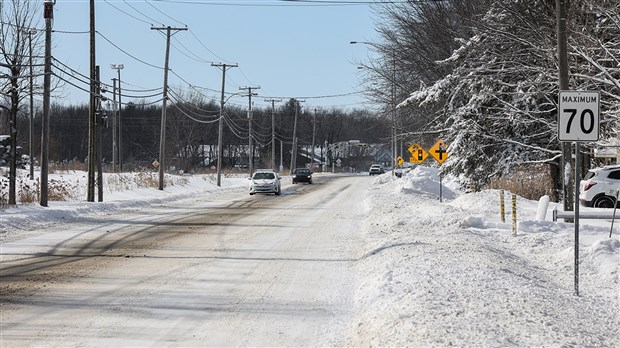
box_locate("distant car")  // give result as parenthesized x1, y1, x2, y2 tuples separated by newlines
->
(579, 165, 620, 208)
(369, 164, 385, 176)
(292, 168, 312, 184)
(249, 169, 281, 195)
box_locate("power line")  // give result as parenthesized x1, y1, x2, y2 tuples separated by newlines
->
(97, 31, 164, 70)
(150, 0, 412, 6)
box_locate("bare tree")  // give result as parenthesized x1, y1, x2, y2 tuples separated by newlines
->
(0, 0, 42, 205)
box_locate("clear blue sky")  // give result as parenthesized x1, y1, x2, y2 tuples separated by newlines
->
(49, 0, 381, 111)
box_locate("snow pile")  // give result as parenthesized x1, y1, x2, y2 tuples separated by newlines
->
(1, 167, 618, 346)
(350, 166, 619, 347)
(0, 171, 247, 241)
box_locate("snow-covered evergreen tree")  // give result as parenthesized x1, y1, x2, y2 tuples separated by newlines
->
(399, 0, 619, 188)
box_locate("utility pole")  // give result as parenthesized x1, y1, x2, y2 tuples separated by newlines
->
(240, 86, 260, 175)
(265, 98, 281, 171)
(290, 99, 305, 174)
(310, 108, 317, 167)
(212, 63, 238, 186)
(87, 0, 97, 201)
(557, 0, 578, 296)
(26, 29, 35, 179)
(40, 0, 53, 207)
(151, 26, 187, 190)
(111, 77, 117, 172)
(110, 64, 124, 171)
(557, 0, 573, 214)
(280, 140, 283, 172)
(95, 66, 103, 202)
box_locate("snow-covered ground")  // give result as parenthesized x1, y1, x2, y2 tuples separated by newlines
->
(350, 167, 619, 346)
(1, 167, 618, 346)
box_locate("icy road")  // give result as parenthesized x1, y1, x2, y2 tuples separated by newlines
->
(1, 169, 618, 347)
(1, 175, 365, 346)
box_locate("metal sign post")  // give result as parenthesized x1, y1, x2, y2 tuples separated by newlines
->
(574, 142, 580, 296)
(558, 90, 600, 296)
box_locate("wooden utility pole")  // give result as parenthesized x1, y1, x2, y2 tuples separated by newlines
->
(151, 26, 187, 190)
(557, 0, 573, 213)
(111, 77, 117, 172)
(95, 66, 103, 202)
(40, 0, 53, 207)
(310, 108, 317, 167)
(289, 99, 305, 174)
(87, 0, 96, 201)
(212, 63, 238, 186)
(27, 29, 35, 179)
(265, 98, 281, 171)
(110, 64, 124, 171)
(240, 86, 260, 175)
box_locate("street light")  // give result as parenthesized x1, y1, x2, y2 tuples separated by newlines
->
(110, 64, 124, 171)
(23, 28, 37, 179)
(350, 41, 397, 175)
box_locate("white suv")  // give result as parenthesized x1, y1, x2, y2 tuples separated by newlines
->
(579, 165, 620, 208)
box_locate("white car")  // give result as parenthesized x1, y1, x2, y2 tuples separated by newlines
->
(369, 164, 385, 176)
(249, 169, 281, 195)
(579, 165, 620, 208)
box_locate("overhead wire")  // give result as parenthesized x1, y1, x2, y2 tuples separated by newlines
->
(149, 0, 402, 7)
(49, 0, 373, 111)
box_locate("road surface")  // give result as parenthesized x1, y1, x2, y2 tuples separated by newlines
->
(1, 175, 369, 347)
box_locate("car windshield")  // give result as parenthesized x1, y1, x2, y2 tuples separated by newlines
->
(253, 172, 275, 180)
(295, 169, 310, 174)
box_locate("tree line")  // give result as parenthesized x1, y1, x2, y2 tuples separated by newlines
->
(363, 0, 619, 195)
(4, 97, 388, 173)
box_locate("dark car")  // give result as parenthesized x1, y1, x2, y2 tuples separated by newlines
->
(292, 168, 312, 184)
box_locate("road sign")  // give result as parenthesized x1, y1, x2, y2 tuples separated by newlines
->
(408, 144, 428, 164)
(396, 156, 404, 166)
(429, 139, 449, 164)
(558, 91, 600, 142)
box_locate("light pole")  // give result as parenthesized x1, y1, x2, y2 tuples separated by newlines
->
(290, 99, 305, 174)
(110, 64, 123, 171)
(350, 41, 397, 175)
(24, 28, 37, 179)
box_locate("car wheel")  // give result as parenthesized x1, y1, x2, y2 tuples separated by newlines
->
(249, 192, 254, 196)
(309, 180, 312, 185)
(593, 195, 616, 208)
(275, 188, 281, 196)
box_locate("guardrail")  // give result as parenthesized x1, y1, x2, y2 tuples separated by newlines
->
(552, 208, 618, 222)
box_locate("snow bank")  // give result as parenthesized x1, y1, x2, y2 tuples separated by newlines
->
(351, 166, 619, 347)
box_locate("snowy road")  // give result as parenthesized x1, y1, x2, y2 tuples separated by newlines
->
(1, 175, 368, 347)
(2, 168, 618, 347)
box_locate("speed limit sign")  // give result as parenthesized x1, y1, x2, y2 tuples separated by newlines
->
(558, 91, 600, 142)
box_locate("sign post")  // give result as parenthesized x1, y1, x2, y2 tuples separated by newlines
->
(558, 90, 600, 296)
(429, 139, 449, 202)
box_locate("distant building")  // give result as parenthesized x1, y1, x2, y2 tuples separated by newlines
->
(593, 136, 620, 165)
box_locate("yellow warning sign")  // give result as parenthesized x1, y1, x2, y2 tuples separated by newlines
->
(429, 139, 449, 164)
(408, 144, 428, 164)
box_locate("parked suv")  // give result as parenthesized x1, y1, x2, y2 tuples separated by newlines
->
(579, 165, 620, 208)
(249, 169, 281, 195)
